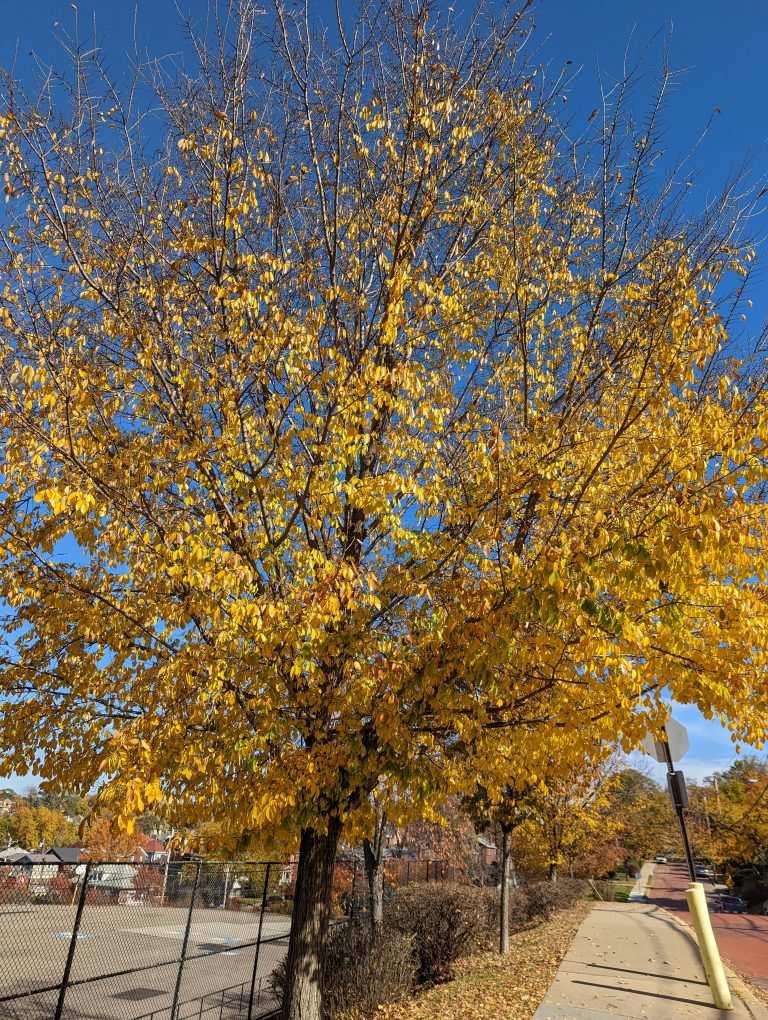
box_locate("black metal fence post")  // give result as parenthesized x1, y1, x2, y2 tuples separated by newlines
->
(170, 861, 201, 1020)
(349, 860, 358, 927)
(54, 861, 91, 1020)
(247, 862, 272, 1020)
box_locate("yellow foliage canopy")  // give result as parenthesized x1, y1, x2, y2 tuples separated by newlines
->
(0, 6, 766, 842)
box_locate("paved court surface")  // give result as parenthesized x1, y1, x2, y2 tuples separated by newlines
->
(0, 903, 291, 1019)
(650, 862, 768, 990)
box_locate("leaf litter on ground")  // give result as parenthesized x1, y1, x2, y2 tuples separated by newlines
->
(377, 901, 592, 1020)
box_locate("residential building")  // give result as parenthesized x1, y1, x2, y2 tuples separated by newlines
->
(46, 846, 83, 865)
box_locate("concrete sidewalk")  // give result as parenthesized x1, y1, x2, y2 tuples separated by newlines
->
(532, 902, 768, 1020)
(627, 860, 655, 902)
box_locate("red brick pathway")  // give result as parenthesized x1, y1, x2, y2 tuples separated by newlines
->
(650, 862, 768, 989)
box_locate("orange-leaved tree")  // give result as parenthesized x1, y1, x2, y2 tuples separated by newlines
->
(2, 3, 768, 1016)
(79, 817, 149, 862)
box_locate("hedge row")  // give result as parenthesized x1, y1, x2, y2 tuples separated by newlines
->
(270, 877, 586, 1018)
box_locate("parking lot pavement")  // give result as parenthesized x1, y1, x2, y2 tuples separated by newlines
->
(0, 903, 291, 1020)
(650, 862, 768, 990)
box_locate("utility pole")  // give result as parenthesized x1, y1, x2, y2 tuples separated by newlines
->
(702, 795, 712, 839)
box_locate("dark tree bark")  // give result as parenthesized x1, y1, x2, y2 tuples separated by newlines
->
(282, 819, 342, 1020)
(499, 824, 512, 953)
(363, 807, 387, 930)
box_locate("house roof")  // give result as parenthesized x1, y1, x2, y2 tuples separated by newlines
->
(143, 838, 167, 853)
(90, 863, 137, 890)
(477, 836, 497, 850)
(17, 853, 60, 864)
(47, 847, 82, 864)
(0, 846, 28, 861)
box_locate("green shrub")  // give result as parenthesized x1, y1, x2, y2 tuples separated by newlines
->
(385, 882, 493, 983)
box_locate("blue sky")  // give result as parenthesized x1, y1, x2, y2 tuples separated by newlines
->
(531, 1, 768, 784)
(0, 0, 766, 791)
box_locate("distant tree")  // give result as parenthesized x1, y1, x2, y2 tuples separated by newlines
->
(9, 803, 40, 849)
(0, 811, 12, 846)
(134, 865, 164, 903)
(80, 817, 148, 861)
(36, 790, 87, 817)
(395, 798, 481, 880)
(135, 812, 170, 839)
(44, 873, 73, 904)
(512, 758, 620, 883)
(694, 760, 768, 873)
(36, 807, 78, 848)
(464, 781, 536, 953)
(607, 768, 675, 870)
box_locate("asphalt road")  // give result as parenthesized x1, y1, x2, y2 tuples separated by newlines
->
(650, 862, 768, 991)
(0, 903, 291, 1020)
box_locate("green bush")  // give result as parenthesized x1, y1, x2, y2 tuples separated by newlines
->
(385, 882, 493, 983)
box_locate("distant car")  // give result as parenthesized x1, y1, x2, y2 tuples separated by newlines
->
(714, 895, 747, 914)
(654, 855, 667, 864)
(695, 867, 715, 880)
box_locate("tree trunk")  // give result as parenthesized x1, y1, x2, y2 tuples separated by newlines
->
(363, 837, 384, 929)
(548, 861, 558, 883)
(362, 806, 387, 930)
(282, 819, 342, 1020)
(499, 825, 512, 954)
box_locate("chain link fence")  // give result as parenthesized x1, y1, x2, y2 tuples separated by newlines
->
(0, 855, 449, 1019)
(0, 860, 288, 1020)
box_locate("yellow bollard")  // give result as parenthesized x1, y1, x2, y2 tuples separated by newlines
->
(685, 881, 733, 1010)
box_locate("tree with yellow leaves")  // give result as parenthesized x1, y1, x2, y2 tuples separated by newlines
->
(606, 767, 676, 871)
(695, 759, 768, 872)
(533, 757, 622, 883)
(1, 2, 768, 1016)
(464, 779, 538, 953)
(2, 801, 77, 850)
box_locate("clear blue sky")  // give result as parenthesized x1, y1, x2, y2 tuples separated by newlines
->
(0, 0, 766, 790)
